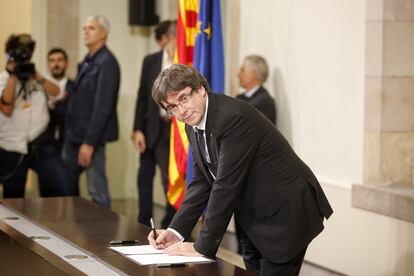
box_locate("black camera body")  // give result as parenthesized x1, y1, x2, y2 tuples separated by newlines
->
(5, 34, 36, 81)
(13, 63, 36, 82)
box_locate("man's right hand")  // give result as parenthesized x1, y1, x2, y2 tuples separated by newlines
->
(131, 130, 146, 153)
(5, 61, 16, 74)
(148, 229, 181, 249)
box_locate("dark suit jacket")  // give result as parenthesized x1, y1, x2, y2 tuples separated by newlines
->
(47, 79, 74, 149)
(236, 86, 276, 124)
(133, 51, 163, 150)
(169, 93, 333, 263)
(67, 46, 120, 146)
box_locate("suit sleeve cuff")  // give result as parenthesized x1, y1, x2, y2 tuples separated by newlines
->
(167, 228, 185, 242)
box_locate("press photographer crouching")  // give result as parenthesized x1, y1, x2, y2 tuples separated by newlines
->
(0, 33, 70, 198)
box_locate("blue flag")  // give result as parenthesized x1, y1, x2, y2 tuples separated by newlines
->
(186, 0, 225, 185)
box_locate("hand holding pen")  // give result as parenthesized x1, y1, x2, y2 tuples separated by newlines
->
(148, 219, 181, 249)
(150, 218, 158, 245)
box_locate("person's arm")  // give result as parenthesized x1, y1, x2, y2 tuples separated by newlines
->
(35, 72, 59, 97)
(84, 54, 120, 147)
(133, 55, 151, 133)
(131, 130, 146, 153)
(0, 72, 17, 117)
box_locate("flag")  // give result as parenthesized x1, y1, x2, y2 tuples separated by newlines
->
(167, 0, 198, 210)
(186, 0, 225, 185)
(193, 0, 225, 93)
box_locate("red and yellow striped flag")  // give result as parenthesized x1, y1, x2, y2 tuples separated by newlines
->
(167, 0, 198, 210)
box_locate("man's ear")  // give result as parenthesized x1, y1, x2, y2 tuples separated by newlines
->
(200, 86, 207, 97)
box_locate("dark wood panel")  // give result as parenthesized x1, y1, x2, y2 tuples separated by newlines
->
(1, 197, 255, 275)
(0, 224, 84, 275)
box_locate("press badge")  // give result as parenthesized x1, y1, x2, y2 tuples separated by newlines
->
(20, 102, 33, 112)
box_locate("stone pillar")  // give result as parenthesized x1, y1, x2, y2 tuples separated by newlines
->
(47, 0, 79, 79)
(364, 0, 414, 187)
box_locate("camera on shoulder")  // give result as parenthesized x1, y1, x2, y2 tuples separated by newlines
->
(5, 34, 36, 81)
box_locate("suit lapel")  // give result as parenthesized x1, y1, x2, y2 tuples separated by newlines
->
(190, 128, 214, 183)
(74, 62, 88, 88)
(205, 94, 219, 169)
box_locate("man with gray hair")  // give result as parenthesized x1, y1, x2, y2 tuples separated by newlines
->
(237, 54, 276, 124)
(63, 15, 120, 208)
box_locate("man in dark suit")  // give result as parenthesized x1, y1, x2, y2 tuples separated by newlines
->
(46, 47, 74, 151)
(237, 54, 276, 124)
(132, 20, 176, 228)
(62, 15, 120, 207)
(148, 64, 333, 275)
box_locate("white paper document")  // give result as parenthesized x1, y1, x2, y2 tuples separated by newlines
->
(109, 245, 213, 266)
(127, 254, 212, 265)
(110, 245, 162, 255)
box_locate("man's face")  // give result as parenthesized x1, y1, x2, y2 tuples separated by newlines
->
(83, 19, 106, 48)
(162, 86, 207, 127)
(48, 52, 67, 79)
(238, 61, 257, 89)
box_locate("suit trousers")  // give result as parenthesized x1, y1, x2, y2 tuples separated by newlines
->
(237, 223, 307, 276)
(137, 120, 176, 228)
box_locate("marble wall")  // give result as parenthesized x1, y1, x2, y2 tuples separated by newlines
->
(46, 0, 79, 79)
(364, 0, 414, 187)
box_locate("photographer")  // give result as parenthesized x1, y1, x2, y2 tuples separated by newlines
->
(0, 33, 70, 198)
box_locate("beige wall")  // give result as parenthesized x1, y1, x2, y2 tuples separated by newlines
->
(238, 0, 413, 275)
(20, 1, 414, 274)
(0, 0, 32, 69)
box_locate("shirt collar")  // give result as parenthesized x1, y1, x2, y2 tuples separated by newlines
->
(243, 84, 260, 98)
(85, 45, 106, 62)
(194, 95, 209, 131)
(162, 48, 174, 71)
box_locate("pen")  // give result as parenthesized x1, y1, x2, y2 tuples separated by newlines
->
(109, 239, 139, 246)
(150, 217, 158, 244)
(157, 263, 187, 268)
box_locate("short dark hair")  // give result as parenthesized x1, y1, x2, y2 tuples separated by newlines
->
(152, 64, 210, 108)
(5, 34, 35, 57)
(47, 47, 68, 61)
(154, 20, 176, 41)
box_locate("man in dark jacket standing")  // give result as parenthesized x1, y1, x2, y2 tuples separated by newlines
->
(132, 20, 177, 228)
(237, 54, 276, 124)
(63, 15, 120, 208)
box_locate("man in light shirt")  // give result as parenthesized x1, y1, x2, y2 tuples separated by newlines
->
(0, 34, 70, 198)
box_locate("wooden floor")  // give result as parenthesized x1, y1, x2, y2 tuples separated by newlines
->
(111, 198, 345, 276)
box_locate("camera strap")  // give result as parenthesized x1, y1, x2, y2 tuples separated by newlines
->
(15, 80, 30, 100)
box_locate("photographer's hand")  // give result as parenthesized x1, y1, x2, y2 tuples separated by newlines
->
(0, 66, 17, 116)
(5, 61, 16, 74)
(78, 144, 94, 168)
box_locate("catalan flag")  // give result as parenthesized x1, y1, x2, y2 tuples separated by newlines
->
(167, 0, 198, 210)
(186, 0, 225, 185)
(168, 0, 225, 209)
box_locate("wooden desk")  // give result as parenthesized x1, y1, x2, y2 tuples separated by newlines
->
(0, 197, 254, 275)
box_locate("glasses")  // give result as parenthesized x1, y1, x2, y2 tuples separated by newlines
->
(165, 90, 195, 115)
